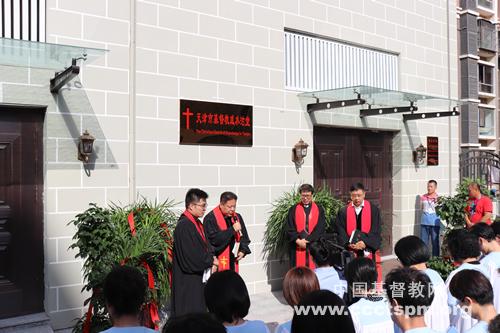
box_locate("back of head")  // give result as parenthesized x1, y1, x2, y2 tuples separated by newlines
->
(449, 269, 493, 305)
(163, 313, 226, 333)
(103, 265, 146, 318)
(384, 267, 434, 317)
(283, 266, 320, 307)
(298, 183, 314, 194)
(291, 290, 355, 333)
(345, 257, 377, 289)
(394, 236, 430, 266)
(489, 314, 500, 333)
(309, 239, 331, 267)
(446, 228, 480, 261)
(204, 270, 250, 323)
(470, 222, 496, 242)
(185, 188, 208, 208)
(492, 221, 500, 238)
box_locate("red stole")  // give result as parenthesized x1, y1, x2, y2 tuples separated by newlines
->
(183, 210, 207, 245)
(346, 200, 382, 283)
(213, 206, 241, 272)
(294, 202, 319, 269)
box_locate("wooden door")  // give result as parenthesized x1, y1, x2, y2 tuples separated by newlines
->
(314, 127, 393, 256)
(0, 105, 45, 318)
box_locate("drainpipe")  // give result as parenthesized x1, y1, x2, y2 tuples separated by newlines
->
(129, 0, 137, 203)
(447, 0, 453, 195)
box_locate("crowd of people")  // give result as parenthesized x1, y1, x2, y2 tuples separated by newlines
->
(98, 182, 500, 333)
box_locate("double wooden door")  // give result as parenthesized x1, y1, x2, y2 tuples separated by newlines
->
(314, 127, 393, 256)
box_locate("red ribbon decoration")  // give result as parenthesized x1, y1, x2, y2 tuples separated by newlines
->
(82, 300, 93, 333)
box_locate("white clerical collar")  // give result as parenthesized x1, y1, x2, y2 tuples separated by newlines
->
(351, 200, 365, 208)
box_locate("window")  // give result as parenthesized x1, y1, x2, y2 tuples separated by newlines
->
(478, 64, 494, 94)
(284, 31, 398, 91)
(478, 0, 493, 10)
(479, 107, 495, 137)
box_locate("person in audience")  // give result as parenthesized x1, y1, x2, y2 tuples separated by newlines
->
(449, 270, 498, 333)
(205, 270, 269, 333)
(445, 229, 492, 333)
(101, 266, 156, 333)
(291, 289, 355, 333)
(394, 236, 449, 332)
(344, 257, 393, 333)
(162, 313, 226, 333)
(488, 315, 500, 333)
(310, 237, 347, 299)
(275, 266, 320, 333)
(385, 267, 438, 333)
(470, 223, 500, 311)
(470, 223, 500, 269)
(492, 221, 500, 244)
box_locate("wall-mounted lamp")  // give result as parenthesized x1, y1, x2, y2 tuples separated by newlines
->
(78, 130, 95, 163)
(292, 138, 309, 171)
(413, 143, 427, 165)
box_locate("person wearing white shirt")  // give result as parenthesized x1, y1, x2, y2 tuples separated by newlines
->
(385, 267, 441, 333)
(346, 258, 393, 333)
(420, 180, 441, 256)
(394, 236, 449, 333)
(449, 270, 497, 333)
(445, 229, 492, 333)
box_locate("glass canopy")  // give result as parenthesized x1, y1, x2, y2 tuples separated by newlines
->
(298, 85, 463, 108)
(0, 38, 107, 70)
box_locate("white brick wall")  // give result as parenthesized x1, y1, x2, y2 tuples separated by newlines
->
(0, 0, 459, 329)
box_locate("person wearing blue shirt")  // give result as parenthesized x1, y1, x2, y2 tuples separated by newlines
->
(309, 238, 347, 299)
(420, 180, 441, 256)
(470, 223, 500, 269)
(205, 270, 269, 333)
(101, 266, 156, 333)
(385, 267, 440, 333)
(449, 270, 497, 333)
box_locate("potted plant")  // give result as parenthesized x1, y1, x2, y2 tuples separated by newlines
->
(69, 199, 177, 332)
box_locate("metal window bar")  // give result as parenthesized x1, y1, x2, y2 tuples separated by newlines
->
(0, 0, 44, 41)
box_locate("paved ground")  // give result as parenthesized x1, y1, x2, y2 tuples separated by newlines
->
(247, 258, 400, 331)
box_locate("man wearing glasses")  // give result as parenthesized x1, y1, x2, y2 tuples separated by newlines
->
(172, 188, 218, 317)
(286, 184, 326, 268)
(334, 182, 382, 282)
(203, 191, 252, 272)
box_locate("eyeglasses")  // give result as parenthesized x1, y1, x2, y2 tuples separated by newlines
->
(193, 203, 207, 209)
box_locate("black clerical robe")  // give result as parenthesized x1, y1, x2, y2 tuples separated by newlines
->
(204, 210, 252, 272)
(171, 213, 214, 317)
(286, 203, 326, 268)
(334, 202, 382, 254)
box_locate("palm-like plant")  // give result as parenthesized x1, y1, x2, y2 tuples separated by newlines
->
(263, 186, 344, 263)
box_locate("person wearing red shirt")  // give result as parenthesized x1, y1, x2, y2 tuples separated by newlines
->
(465, 182, 493, 228)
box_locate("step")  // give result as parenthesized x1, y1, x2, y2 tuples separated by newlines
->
(0, 313, 53, 333)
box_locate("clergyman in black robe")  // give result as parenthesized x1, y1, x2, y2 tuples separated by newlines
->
(172, 188, 217, 317)
(204, 191, 251, 272)
(286, 184, 326, 268)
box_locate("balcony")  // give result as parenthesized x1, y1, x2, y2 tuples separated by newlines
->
(479, 107, 495, 137)
(478, 19, 496, 52)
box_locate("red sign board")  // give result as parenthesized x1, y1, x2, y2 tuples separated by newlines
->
(427, 136, 438, 166)
(180, 100, 252, 146)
